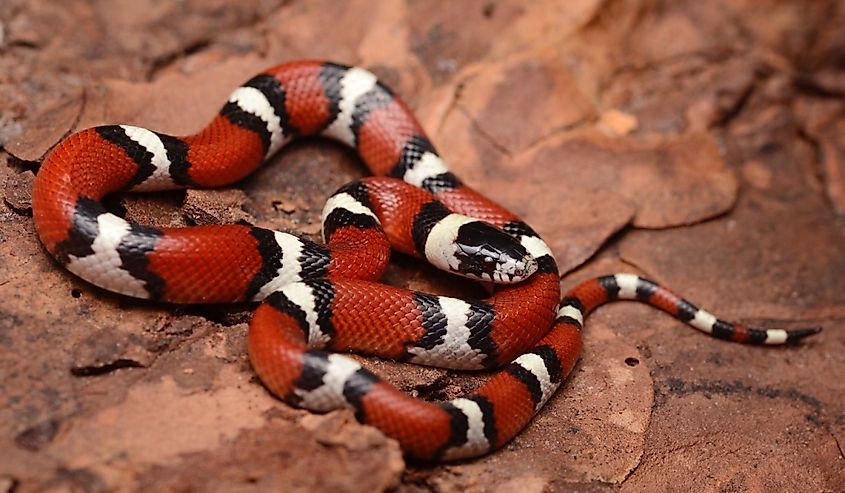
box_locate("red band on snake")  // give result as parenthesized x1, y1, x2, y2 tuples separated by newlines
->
(31, 60, 822, 461)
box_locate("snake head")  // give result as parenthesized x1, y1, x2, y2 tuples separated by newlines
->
(451, 221, 538, 283)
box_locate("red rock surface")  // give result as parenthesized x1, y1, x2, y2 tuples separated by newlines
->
(1, 1, 843, 491)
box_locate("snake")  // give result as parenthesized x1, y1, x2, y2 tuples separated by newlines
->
(31, 60, 822, 461)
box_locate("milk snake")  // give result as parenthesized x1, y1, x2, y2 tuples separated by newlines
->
(31, 60, 822, 461)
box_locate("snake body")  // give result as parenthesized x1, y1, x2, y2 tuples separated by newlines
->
(31, 60, 821, 460)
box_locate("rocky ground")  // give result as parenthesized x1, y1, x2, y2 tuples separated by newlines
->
(1, 1, 844, 491)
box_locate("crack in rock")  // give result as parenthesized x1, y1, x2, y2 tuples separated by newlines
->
(70, 358, 145, 377)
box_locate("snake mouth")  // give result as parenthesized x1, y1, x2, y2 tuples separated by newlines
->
(452, 222, 538, 283)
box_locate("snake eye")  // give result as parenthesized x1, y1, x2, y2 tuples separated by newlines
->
(452, 221, 537, 283)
